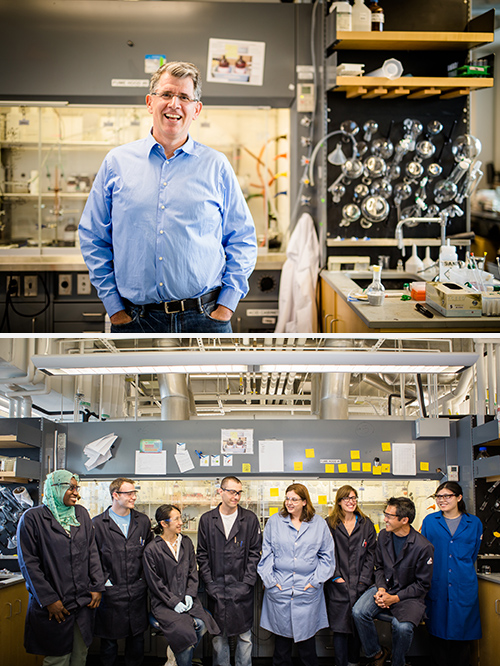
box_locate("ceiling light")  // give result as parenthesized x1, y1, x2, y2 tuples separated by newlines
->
(31, 350, 478, 376)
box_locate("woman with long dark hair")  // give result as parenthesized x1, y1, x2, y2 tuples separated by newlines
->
(258, 483, 335, 666)
(325, 485, 377, 666)
(421, 481, 483, 666)
(143, 504, 219, 666)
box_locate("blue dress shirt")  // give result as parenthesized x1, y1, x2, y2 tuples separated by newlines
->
(79, 132, 257, 317)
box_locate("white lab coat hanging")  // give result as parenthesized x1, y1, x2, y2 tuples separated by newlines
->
(275, 212, 320, 333)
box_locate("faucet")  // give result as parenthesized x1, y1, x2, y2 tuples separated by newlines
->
(395, 216, 445, 256)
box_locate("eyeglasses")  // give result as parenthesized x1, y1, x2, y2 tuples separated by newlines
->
(221, 488, 243, 498)
(435, 493, 456, 502)
(383, 511, 399, 520)
(151, 91, 199, 104)
(285, 497, 303, 504)
(341, 496, 357, 503)
(53, 483, 80, 493)
(115, 490, 138, 497)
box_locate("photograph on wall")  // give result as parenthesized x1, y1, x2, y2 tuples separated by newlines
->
(207, 38, 265, 86)
(221, 428, 254, 454)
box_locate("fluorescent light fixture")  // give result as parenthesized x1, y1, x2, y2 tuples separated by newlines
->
(32, 350, 478, 376)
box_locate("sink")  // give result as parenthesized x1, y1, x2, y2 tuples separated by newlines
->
(343, 271, 422, 291)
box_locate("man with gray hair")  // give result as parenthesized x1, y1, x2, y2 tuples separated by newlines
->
(79, 61, 257, 333)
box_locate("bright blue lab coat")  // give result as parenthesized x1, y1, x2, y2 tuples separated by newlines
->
(258, 512, 335, 642)
(421, 510, 483, 640)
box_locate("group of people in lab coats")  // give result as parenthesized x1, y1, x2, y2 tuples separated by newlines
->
(16, 472, 482, 666)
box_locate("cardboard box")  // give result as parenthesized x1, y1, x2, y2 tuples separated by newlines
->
(426, 282, 482, 317)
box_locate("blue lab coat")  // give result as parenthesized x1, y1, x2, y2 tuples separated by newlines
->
(421, 511, 483, 640)
(258, 512, 335, 642)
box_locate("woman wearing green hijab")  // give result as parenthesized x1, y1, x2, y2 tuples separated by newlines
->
(17, 469, 105, 665)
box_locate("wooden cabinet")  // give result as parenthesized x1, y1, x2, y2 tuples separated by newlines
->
(477, 578, 500, 666)
(0, 581, 43, 666)
(320, 278, 371, 333)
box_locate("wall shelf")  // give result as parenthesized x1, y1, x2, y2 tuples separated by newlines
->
(332, 75, 493, 99)
(0, 435, 36, 449)
(333, 30, 495, 51)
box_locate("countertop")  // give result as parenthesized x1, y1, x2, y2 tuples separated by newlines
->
(0, 249, 286, 272)
(0, 572, 24, 589)
(477, 572, 500, 584)
(321, 269, 500, 331)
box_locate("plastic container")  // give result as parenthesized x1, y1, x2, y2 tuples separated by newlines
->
(410, 282, 426, 301)
(330, 2, 352, 31)
(366, 58, 404, 80)
(422, 246, 437, 278)
(405, 244, 424, 275)
(477, 447, 490, 459)
(352, 0, 371, 31)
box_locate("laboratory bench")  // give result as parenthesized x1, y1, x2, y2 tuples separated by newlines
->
(320, 270, 500, 333)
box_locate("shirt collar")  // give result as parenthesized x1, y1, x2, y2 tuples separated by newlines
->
(146, 130, 197, 158)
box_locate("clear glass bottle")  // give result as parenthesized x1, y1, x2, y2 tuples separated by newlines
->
(368, 0, 384, 32)
(366, 265, 385, 305)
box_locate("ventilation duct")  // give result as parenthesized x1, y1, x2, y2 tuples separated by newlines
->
(158, 374, 190, 421)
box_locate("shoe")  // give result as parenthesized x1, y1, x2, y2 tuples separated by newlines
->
(369, 646, 391, 666)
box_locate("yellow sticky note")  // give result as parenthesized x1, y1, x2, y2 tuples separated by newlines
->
(351, 462, 361, 472)
(374, 523, 381, 533)
(270, 488, 279, 497)
(373, 466, 382, 476)
(339, 463, 348, 473)
(382, 463, 391, 474)
(269, 507, 279, 516)
(381, 442, 391, 452)
(318, 495, 327, 505)
(325, 464, 335, 473)
(225, 44, 239, 59)
(242, 463, 251, 473)
(351, 450, 360, 460)
(362, 462, 372, 472)
(420, 462, 430, 471)
(305, 448, 315, 458)
(294, 462, 303, 471)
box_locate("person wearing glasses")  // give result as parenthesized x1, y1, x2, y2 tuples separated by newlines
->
(143, 504, 219, 666)
(16, 470, 105, 664)
(257, 483, 335, 666)
(325, 485, 377, 666)
(79, 60, 257, 334)
(197, 476, 262, 666)
(421, 482, 483, 666)
(352, 497, 434, 666)
(92, 477, 153, 666)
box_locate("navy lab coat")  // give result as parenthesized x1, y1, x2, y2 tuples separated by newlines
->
(17, 504, 105, 656)
(421, 511, 483, 640)
(92, 507, 153, 639)
(374, 526, 434, 627)
(197, 505, 262, 636)
(143, 535, 220, 654)
(325, 515, 377, 633)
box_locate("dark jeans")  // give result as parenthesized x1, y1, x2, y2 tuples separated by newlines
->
(333, 630, 361, 666)
(429, 634, 472, 666)
(110, 297, 232, 333)
(273, 634, 318, 666)
(100, 633, 145, 666)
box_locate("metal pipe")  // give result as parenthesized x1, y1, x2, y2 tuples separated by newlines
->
(487, 343, 496, 415)
(475, 341, 486, 421)
(158, 374, 190, 421)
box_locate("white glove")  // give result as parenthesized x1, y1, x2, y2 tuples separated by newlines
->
(184, 595, 193, 611)
(174, 601, 187, 613)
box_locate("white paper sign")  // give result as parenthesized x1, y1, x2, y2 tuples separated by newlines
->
(392, 442, 416, 476)
(135, 451, 166, 475)
(259, 439, 284, 473)
(207, 38, 265, 86)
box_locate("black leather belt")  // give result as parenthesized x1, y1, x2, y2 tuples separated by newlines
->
(138, 288, 221, 315)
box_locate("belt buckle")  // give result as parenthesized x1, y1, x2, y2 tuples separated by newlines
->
(164, 300, 184, 314)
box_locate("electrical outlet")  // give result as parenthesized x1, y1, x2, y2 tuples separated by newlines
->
(24, 275, 38, 297)
(58, 273, 72, 296)
(77, 273, 91, 295)
(6, 275, 20, 297)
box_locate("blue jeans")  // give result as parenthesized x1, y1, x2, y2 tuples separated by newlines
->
(174, 618, 206, 666)
(110, 298, 232, 333)
(212, 629, 253, 666)
(352, 587, 414, 666)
